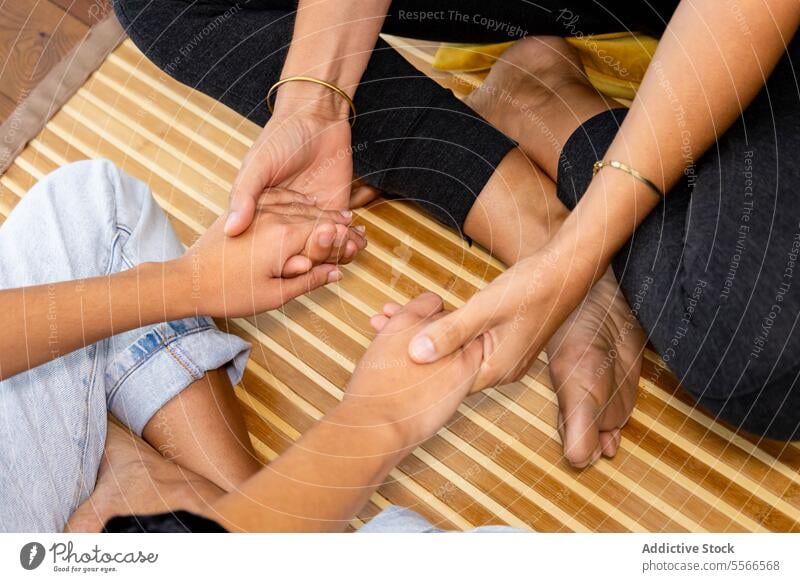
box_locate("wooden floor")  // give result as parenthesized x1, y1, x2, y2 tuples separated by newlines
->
(1, 36, 799, 532)
(0, 0, 109, 124)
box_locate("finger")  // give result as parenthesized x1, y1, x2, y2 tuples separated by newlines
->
(556, 382, 603, 469)
(320, 223, 351, 264)
(472, 331, 498, 391)
(225, 195, 257, 237)
(408, 295, 489, 363)
(273, 264, 342, 304)
(370, 314, 390, 332)
(227, 154, 273, 237)
(303, 223, 338, 264)
(382, 302, 403, 317)
(349, 224, 367, 247)
(350, 182, 380, 209)
(377, 293, 445, 336)
(282, 255, 313, 277)
(398, 292, 445, 321)
(463, 337, 488, 394)
(259, 204, 354, 225)
(326, 224, 364, 264)
(340, 240, 358, 264)
(256, 188, 316, 207)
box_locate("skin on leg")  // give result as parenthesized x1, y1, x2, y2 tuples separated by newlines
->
(463, 147, 568, 263)
(464, 36, 615, 183)
(142, 368, 261, 492)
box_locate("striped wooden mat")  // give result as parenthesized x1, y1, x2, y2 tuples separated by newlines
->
(1, 37, 799, 532)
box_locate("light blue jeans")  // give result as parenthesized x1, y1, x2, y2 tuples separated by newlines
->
(0, 160, 251, 532)
(359, 506, 525, 533)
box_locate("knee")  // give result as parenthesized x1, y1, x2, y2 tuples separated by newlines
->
(28, 159, 142, 223)
(10, 160, 154, 264)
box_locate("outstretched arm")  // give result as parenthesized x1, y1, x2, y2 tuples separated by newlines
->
(0, 200, 364, 381)
(209, 293, 482, 532)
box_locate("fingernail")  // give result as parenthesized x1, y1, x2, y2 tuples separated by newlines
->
(409, 335, 436, 362)
(354, 224, 366, 234)
(318, 230, 335, 247)
(327, 270, 342, 283)
(340, 210, 352, 219)
(224, 211, 238, 233)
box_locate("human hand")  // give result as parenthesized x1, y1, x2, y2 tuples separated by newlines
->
(405, 244, 595, 390)
(403, 240, 645, 469)
(341, 293, 483, 449)
(225, 97, 358, 237)
(177, 193, 366, 318)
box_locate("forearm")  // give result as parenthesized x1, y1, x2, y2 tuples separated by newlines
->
(211, 401, 410, 532)
(566, 0, 800, 268)
(273, 0, 390, 116)
(0, 262, 192, 380)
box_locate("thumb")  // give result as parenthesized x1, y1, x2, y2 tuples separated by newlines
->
(225, 184, 259, 237)
(408, 300, 489, 364)
(272, 264, 342, 305)
(226, 134, 297, 237)
(462, 337, 486, 394)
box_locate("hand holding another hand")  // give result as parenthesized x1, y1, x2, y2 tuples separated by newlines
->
(341, 293, 484, 449)
(225, 86, 378, 237)
(176, 190, 367, 318)
(401, 239, 643, 469)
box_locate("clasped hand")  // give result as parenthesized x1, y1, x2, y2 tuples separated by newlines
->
(175, 189, 367, 318)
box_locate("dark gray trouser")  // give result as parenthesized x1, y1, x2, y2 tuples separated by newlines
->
(114, 0, 800, 440)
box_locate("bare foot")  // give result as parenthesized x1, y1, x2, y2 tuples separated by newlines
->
(65, 421, 226, 532)
(465, 36, 614, 180)
(546, 269, 645, 468)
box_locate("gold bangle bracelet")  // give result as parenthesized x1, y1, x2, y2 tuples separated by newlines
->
(592, 160, 665, 199)
(266, 76, 356, 126)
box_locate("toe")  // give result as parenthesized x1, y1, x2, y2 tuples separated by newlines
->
(562, 400, 602, 468)
(599, 428, 621, 458)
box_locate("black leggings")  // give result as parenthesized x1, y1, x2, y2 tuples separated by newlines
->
(114, 0, 800, 440)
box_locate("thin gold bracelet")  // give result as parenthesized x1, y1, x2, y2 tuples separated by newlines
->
(592, 160, 665, 199)
(266, 76, 356, 126)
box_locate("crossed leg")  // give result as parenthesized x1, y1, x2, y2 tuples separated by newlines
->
(0, 160, 261, 532)
(422, 37, 647, 467)
(66, 369, 260, 532)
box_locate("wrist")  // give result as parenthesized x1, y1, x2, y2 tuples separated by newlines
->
(271, 79, 353, 123)
(560, 165, 660, 266)
(138, 258, 198, 320)
(327, 399, 418, 457)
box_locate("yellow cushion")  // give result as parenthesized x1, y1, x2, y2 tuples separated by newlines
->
(432, 32, 658, 100)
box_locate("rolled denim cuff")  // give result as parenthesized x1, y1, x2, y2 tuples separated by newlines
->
(105, 316, 251, 436)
